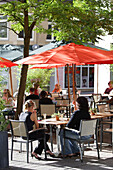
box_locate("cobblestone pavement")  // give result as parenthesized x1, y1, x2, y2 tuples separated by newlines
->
(2, 136, 113, 170)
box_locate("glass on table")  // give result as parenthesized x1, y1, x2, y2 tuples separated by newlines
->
(61, 114, 64, 120)
(43, 113, 46, 119)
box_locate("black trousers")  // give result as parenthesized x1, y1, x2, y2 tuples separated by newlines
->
(29, 129, 50, 155)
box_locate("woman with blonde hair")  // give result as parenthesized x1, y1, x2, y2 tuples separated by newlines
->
(19, 100, 55, 160)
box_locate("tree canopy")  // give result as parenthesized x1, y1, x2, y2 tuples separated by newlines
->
(0, 0, 112, 43)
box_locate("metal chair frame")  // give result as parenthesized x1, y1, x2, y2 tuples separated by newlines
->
(63, 119, 100, 162)
(10, 120, 47, 163)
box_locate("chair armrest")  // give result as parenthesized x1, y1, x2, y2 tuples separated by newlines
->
(64, 127, 80, 134)
(28, 128, 45, 134)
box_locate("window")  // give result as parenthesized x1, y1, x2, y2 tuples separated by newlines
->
(0, 15, 8, 39)
(0, 68, 8, 90)
(46, 22, 57, 41)
(65, 65, 94, 88)
(46, 24, 52, 40)
(18, 30, 33, 40)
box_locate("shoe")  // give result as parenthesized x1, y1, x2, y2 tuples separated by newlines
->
(63, 153, 80, 158)
(46, 150, 55, 158)
(67, 154, 75, 158)
(72, 152, 80, 157)
(57, 153, 68, 158)
(31, 152, 41, 160)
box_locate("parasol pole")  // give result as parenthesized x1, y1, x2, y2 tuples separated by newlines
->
(67, 64, 71, 117)
(9, 67, 13, 96)
(56, 67, 59, 86)
(97, 64, 99, 94)
(72, 64, 77, 111)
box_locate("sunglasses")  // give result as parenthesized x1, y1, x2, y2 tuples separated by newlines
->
(3, 92, 7, 94)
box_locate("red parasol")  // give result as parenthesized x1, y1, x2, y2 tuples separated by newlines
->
(0, 57, 18, 67)
(29, 63, 66, 69)
(16, 43, 113, 65)
(16, 43, 113, 112)
(0, 57, 18, 95)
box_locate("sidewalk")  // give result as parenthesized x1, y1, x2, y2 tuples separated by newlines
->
(4, 136, 113, 170)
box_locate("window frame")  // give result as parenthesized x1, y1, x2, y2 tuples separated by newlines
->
(64, 65, 94, 89)
(17, 30, 34, 41)
(0, 15, 8, 40)
(46, 21, 57, 42)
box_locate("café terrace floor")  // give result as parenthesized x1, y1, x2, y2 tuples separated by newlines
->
(4, 131, 113, 170)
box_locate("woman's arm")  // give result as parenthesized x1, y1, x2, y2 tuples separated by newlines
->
(66, 111, 78, 128)
(31, 110, 39, 129)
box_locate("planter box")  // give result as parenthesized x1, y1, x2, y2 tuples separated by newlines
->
(0, 131, 9, 168)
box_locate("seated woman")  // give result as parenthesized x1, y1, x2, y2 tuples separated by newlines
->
(2, 89, 15, 118)
(59, 97, 91, 157)
(19, 100, 55, 160)
(52, 84, 62, 93)
(39, 90, 53, 105)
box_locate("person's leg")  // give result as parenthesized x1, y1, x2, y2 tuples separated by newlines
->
(34, 134, 50, 155)
(60, 129, 72, 155)
(69, 140, 80, 154)
(29, 130, 50, 155)
(60, 129, 80, 155)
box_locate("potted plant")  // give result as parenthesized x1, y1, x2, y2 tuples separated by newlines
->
(0, 98, 9, 169)
(51, 112, 61, 121)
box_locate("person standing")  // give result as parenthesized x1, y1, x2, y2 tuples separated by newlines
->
(33, 83, 39, 95)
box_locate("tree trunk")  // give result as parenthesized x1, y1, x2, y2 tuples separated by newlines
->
(15, 64, 28, 119)
(15, 3, 30, 119)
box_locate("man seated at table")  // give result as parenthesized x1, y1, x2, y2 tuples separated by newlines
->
(104, 81, 113, 94)
(25, 87, 39, 102)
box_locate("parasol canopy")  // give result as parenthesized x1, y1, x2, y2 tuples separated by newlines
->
(0, 57, 18, 95)
(0, 57, 18, 67)
(29, 63, 67, 69)
(16, 43, 113, 65)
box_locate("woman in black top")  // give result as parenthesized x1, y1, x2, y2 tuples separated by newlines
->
(19, 100, 55, 160)
(60, 96, 91, 157)
(39, 90, 53, 105)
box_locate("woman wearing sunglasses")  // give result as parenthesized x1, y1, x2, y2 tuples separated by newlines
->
(2, 89, 15, 118)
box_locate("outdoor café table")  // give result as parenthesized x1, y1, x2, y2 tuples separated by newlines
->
(38, 117, 69, 152)
(38, 113, 113, 153)
(38, 115, 104, 152)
